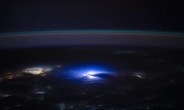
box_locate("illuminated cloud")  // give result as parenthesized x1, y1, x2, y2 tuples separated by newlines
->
(23, 67, 53, 75)
(83, 71, 101, 79)
(133, 72, 146, 79)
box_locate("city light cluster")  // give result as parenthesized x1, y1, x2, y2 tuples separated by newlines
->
(23, 67, 53, 75)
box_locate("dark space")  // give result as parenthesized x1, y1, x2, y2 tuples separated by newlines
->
(0, 0, 184, 33)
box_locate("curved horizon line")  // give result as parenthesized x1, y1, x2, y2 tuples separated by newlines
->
(1, 29, 184, 36)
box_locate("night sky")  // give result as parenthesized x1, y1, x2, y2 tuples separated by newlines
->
(0, 0, 184, 33)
